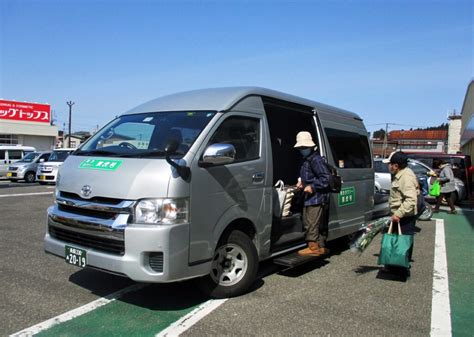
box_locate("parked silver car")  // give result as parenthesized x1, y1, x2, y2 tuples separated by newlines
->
(374, 158, 467, 203)
(7, 151, 51, 183)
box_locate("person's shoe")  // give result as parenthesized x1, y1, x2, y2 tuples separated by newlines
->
(448, 209, 457, 214)
(298, 242, 323, 257)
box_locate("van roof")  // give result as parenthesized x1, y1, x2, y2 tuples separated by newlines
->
(125, 87, 361, 120)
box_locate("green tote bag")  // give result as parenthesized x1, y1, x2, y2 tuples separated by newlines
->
(377, 222, 413, 268)
(429, 180, 441, 197)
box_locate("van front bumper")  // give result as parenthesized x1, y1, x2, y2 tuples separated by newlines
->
(44, 220, 211, 283)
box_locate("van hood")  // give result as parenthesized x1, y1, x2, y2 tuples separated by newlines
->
(58, 156, 175, 200)
(9, 162, 32, 170)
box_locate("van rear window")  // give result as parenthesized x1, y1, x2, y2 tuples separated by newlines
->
(325, 128, 371, 169)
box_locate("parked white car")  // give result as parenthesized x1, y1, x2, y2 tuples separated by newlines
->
(36, 148, 75, 184)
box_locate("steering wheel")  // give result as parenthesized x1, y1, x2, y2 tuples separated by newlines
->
(118, 142, 137, 150)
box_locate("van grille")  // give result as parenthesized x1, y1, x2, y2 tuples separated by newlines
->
(49, 226, 125, 255)
(60, 191, 123, 205)
(57, 204, 118, 219)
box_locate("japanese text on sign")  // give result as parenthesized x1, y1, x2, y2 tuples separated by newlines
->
(0, 99, 51, 123)
(338, 186, 356, 206)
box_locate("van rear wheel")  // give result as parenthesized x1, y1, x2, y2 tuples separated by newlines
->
(198, 230, 258, 299)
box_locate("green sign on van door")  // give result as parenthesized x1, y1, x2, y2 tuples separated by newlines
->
(79, 159, 123, 171)
(338, 187, 355, 206)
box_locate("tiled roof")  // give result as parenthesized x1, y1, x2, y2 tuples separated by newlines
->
(388, 130, 447, 140)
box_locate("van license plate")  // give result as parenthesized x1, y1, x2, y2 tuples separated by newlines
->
(6, 172, 12, 177)
(65, 245, 87, 268)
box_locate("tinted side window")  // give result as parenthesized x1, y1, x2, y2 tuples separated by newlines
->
(8, 150, 22, 160)
(325, 128, 371, 168)
(374, 160, 390, 173)
(0, 150, 5, 160)
(408, 162, 429, 176)
(208, 117, 260, 162)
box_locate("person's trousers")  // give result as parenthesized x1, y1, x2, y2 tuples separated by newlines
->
(435, 192, 456, 211)
(303, 204, 326, 246)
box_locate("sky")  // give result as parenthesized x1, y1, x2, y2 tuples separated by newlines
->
(0, 0, 472, 135)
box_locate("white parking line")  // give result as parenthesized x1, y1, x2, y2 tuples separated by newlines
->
(10, 283, 145, 337)
(156, 299, 228, 337)
(0, 192, 53, 198)
(430, 219, 451, 337)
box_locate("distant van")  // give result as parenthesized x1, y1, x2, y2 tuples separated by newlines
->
(0, 145, 36, 178)
(44, 87, 374, 298)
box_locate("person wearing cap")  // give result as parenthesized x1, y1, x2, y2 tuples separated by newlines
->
(383, 151, 418, 230)
(294, 131, 331, 257)
(383, 151, 418, 273)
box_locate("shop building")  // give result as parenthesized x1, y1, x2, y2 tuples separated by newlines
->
(0, 99, 58, 150)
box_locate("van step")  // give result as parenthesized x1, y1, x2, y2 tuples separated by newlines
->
(273, 251, 319, 267)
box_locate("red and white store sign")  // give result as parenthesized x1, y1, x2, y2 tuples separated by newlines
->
(0, 99, 51, 124)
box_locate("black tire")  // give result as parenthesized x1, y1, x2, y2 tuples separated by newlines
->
(24, 171, 36, 183)
(197, 230, 258, 299)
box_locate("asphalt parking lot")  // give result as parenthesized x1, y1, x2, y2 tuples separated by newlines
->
(1, 180, 471, 336)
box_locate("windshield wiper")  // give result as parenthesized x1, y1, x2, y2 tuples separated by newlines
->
(74, 149, 119, 157)
(131, 150, 168, 158)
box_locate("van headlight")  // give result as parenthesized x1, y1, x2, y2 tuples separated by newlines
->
(134, 198, 189, 224)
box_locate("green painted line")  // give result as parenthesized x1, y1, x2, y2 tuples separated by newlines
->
(433, 209, 474, 336)
(36, 284, 207, 337)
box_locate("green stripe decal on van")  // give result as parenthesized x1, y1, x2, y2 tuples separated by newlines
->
(338, 187, 355, 206)
(79, 159, 123, 171)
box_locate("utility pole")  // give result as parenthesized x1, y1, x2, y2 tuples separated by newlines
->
(382, 123, 389, 158)
(66, 101, 75, 148)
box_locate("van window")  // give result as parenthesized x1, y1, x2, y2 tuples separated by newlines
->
(0, 150, 4, 160)
(8, 150, 22, 160)
(78, 111, 216, 158)
(325, 128, 371, 168)
(208, 117, 260, 162)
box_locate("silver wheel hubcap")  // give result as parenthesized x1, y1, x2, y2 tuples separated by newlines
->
(210, 243, 248, 286)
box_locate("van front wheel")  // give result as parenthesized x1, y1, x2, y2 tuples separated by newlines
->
(198, 230, 258, 299)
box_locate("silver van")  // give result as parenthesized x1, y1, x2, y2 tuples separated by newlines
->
(7, 151, 52, 183)
(44, 87, 374, 297)
(0, 145, 36, 178)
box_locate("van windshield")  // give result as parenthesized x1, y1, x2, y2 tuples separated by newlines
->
(17, 152, 39, 163)
(49, 151, 72, 162)
(77, 111, 217, 158)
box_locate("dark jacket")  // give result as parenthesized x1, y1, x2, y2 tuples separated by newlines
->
(300, 152, 330, 206)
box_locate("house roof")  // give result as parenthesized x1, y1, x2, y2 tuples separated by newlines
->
(388, 130, 448, 141)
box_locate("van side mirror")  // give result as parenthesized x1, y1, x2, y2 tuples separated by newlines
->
(200, 143, 236, 166)
(164, 139, 190, 181)
(164, 139, 179, 155)
(39, 158, 45, 163)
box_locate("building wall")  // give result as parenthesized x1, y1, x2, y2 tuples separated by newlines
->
(447, 116, 462, 154)
(0, 119, 58, 150)
(460, 81, 474, 159)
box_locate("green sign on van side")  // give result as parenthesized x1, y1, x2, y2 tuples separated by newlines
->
(338, 187, 355, 206)
(79, 159, 123, 171)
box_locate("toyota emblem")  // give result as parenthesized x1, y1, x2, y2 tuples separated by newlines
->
(81, 185, 92, 198)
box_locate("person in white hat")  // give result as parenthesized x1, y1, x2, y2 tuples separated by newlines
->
(294, 131, 331, 257)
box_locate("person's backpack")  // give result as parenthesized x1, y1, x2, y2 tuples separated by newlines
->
(323, 161, 343, 193)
